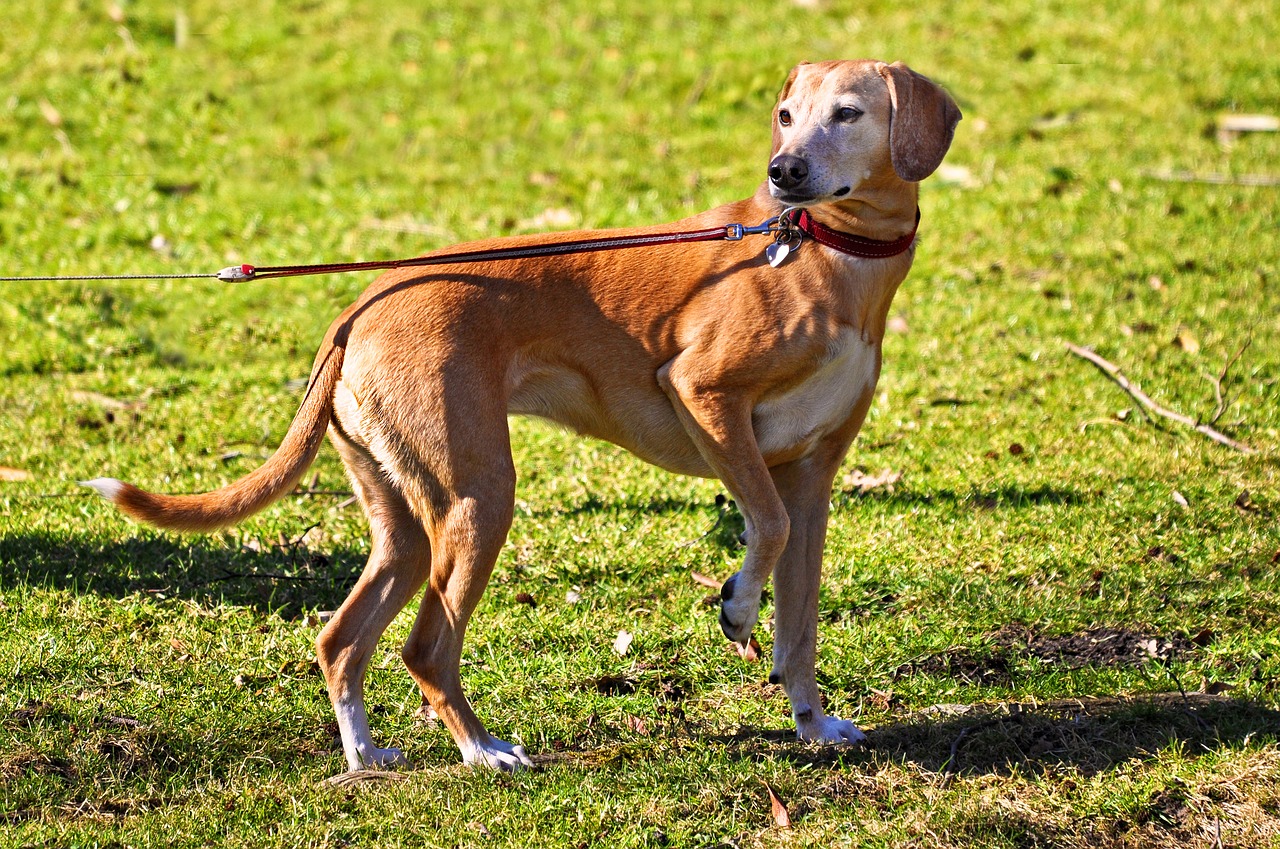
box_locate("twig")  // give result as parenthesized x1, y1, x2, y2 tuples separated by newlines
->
(1204, 338, 1252, 426)
(939, 727, 970, 783)
(1065, 343, 1258, 454)
(1140, 168, 1280, 187)
(940, 717, 999, 778)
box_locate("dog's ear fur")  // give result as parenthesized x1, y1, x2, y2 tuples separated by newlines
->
(876, 61, 962, 182)
(771, 62, 808, 154)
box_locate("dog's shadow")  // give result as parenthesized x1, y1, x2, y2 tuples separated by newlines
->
(702, 691, 1278, 778)
(0, 530, 367, 618)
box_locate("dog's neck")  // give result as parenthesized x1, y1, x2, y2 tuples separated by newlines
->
(754, 181, 919, 244)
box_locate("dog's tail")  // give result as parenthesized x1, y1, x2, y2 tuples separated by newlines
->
(83, 345, 344, 533)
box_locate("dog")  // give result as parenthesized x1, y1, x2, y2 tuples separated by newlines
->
(86, 59, 960, 772)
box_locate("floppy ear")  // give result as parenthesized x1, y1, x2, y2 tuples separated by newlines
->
(876, 62, 962, 182)
(771, 62, 808, 154)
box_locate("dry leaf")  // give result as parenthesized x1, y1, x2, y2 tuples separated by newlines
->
(843, 467, 902, 494)
(765, 782, 792, 828)
(613, 630, 633, 656)
(415, 702, 440, 726)
(1234, 490, 1259, 513)
(623, 715, 649, 735)
(691, 571, 723, 590)
(0, 467, 32, 482)
(935, 163, 980, 188)
(1172, 327, 1200, 354)
(735, 636, 762, 662)
(1172, 491, 1189, 508)
(521, 208, 577, 230)
(1190, 628, 1216, 647)
(38, 100, 62, 127)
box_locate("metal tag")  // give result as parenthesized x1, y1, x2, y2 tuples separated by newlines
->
(765, 241, 791, 268)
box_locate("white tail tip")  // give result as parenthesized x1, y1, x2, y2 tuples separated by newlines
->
(81, 477, 125, 501)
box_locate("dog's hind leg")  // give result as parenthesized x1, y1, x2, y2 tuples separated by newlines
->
(317, 429, 432, 772)
(397, 408, 530, 770)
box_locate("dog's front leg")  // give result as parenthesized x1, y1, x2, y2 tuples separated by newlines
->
(657, 362, 788, 647)
(768, 448, 867, 746)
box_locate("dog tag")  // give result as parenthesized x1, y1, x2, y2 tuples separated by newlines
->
(765, 241, 791, 268)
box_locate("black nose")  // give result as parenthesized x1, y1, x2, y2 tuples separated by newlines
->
(768, 154, 809, 190)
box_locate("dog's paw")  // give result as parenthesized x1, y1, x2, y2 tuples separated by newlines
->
(463, 737, 533, 773)
(718, 572, 760, 645)
(356, 746, 409, 769)
(797, 715, 867, 747)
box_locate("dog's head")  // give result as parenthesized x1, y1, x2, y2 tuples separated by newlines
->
(768, 60, 961, 205)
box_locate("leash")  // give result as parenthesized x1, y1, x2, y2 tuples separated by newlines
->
(0, 208, 918, 283)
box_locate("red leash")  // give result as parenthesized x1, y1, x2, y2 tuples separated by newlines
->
(0, 209, 918, 283)
(221, 221, 752, 281)
(217, 207, 918, 282)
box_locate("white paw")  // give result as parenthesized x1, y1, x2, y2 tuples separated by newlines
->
(354, 746, 409, 770)
(463, 737, 533, 773)
(797, 715, 867, 746)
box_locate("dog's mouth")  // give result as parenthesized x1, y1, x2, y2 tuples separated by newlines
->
(770, 185, 854, 205)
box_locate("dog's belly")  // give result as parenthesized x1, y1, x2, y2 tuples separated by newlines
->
(506, 358, 713, 476)
(752, 329, 878, 459)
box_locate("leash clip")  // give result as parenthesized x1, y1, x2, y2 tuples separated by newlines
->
(774, 207, 803, 243)
(216, 264, 257, 282)
(726, 215, 786, 241)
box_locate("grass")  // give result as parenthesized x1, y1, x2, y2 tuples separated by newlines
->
(2, 0, 1279, 846)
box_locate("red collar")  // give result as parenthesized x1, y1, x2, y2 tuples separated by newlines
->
(793, 208, 920, 259)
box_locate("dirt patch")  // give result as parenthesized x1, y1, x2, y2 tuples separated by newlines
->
(896, 625, 1199, 686)
(894, 646, 1014, 686)
(996, 625, 1196, 669)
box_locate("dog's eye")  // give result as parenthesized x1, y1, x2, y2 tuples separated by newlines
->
(836, 106, 863, 122)
(778, 109, 792, 127)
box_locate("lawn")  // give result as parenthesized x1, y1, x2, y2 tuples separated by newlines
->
(2, 1, 1279, 846)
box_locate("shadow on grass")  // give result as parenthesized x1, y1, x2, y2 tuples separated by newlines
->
(1, 481, 1087, 612)
(708, 692, 1280, 778)
(0, 531, 366, 618)
(539, 484, 1086, 518)
(834, 482, 1086, 511)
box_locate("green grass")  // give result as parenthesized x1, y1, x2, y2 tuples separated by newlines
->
(3, 0, 1279, 846)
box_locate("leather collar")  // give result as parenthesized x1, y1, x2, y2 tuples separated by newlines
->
(793, 207, 920, 259)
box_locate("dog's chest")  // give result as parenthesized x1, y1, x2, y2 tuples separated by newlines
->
(751, 329, 878, 457)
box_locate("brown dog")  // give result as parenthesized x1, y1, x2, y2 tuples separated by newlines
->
(86, 59, 960, 772)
